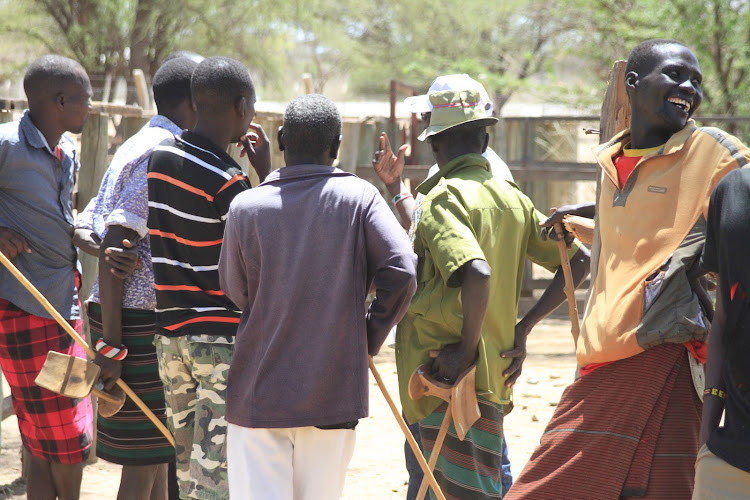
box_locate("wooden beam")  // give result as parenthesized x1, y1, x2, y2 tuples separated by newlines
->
(599, 61, 630, 143)
(587, 61, 630, 305)
(0, 97, 148, 117)
(132, 69, 150, 110)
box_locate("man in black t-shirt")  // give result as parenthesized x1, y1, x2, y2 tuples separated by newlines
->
(696, 167, 750, 497)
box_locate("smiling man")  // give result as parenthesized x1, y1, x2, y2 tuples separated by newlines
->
(507, 39, 750, 499)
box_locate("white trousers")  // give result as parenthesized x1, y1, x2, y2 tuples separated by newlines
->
(227, 423, 356, 500)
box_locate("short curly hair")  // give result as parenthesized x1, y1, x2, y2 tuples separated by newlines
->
(153, 57, 198, 113)
(191, 56, 255, 113)
(282, 94, 341, 156)
(625, 39, 688, 75)
(23, 55, 87, 103)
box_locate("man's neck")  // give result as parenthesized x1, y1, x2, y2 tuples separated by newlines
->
(629, 113, 679, 149)
(28, 111, 62, 149)
(192, 121, 232, 151)
(284, 152, 332, 167)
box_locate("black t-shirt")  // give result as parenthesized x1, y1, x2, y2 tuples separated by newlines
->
(701, 167, 750, 473)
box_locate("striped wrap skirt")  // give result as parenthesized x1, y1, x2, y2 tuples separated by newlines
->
(87, 302, 174, 465)
(419, 397, 505, 499)
(506, 343, 702, 499)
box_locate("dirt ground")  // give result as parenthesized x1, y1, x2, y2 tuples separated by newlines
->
(0, 318, 577, 499)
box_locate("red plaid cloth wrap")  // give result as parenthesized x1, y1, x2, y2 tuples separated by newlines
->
(0, 298, 93, 463)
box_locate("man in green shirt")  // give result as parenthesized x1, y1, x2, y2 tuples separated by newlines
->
(394, 88, 589, 498)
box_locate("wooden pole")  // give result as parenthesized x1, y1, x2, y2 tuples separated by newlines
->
(302, 73, 313, 94)
(0, 251, 175, 447)
(368, 357, 446, 500)
(587, 61, 631, 305)
(553, 222, 580, 344)
(132, 69, 150, 110)
(415, 405, 452, 500)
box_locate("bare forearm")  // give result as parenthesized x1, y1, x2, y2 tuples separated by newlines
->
(460, 260, 491, 353)
(384, 180, 414, 230)
(98, 226, 138, 346)
(518, 247, 590, 333)
(98, 245, 124, 346)
(702, 283, 726, 443)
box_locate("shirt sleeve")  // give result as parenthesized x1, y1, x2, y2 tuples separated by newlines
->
(214, 169, 251, 218)
(104, 157, 150, 238)
(418, 187, 487, 285)
(75, 196, 96, 231)
(701, 174, 726, 274)
(218, 202, 249, 310)
(525, 207, 582, 273)
(363, 187, 417, 355)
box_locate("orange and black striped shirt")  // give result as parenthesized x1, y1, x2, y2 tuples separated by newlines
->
(147, 131, 251, 337)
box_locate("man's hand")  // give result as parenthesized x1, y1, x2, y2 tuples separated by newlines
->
(94, 353, 122, 391)
(104, 239, 138, 279)
(539, 203, 594, 246)
(0, 227, 30, 259)
(72, 228, 102, 257)
(238, 123, 272, 182)
(501, 321, 531, 387)
(687, 251, 714, 322)
(431, 342, 477, 384)
(372, 132, 408, 188)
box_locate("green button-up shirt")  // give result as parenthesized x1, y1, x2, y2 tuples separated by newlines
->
(396, 153, 580, 423)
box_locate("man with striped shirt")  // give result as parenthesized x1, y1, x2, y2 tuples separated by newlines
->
(147, 56, 271, 500)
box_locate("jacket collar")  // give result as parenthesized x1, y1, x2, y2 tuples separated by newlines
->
(594, 120, 698, 185)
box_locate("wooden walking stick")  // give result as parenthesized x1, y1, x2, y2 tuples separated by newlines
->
(0, 251, 175, 447)
(552, 220, 580, 344)
(368, 356, 447, 500)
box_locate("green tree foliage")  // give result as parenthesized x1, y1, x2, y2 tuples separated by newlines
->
(574, 0, 750, 116)
(3, 0, 750, 118)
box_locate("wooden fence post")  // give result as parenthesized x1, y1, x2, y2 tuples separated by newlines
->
(587, 61, 630, 301)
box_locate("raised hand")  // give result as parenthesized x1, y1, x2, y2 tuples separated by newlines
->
(372, 132, 408, 188)
(238, 123, 272, 182)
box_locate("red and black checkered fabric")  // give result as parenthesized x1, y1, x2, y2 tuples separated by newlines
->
(0, 298, 93, 464)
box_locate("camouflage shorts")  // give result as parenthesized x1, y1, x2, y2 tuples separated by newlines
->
(155, 334, 234, 500)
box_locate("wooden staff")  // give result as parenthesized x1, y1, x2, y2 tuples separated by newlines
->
(553, 222, 580, 344)
(415, 404, 452, 500)
(368, 357, 446, 500)
(0, 251, 175, 447)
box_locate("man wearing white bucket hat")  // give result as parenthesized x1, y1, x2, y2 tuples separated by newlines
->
(386, 87, 589, 499)
(375, 74, 513, 232)
(375, 75, 516, 499)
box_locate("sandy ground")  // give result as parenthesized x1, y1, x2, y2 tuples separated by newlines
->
(0, 318, 577, 499)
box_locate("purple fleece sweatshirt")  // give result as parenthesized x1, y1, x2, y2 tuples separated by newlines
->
(219, 164, 416, 429)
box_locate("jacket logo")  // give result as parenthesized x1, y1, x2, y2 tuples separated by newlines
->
(648, 186, 667, 194)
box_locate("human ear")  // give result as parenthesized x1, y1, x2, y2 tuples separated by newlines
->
(330, 134, 342, 160)
(277, 126, 285, 152)
(235, 96, 246, 117)
(625, 71, 639, 90)
(482, 132, 489, 154)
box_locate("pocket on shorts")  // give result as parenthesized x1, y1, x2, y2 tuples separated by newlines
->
(186, 342, 233, 386)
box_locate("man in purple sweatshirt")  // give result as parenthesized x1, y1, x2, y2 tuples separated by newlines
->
(218, 93, 417, 499)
